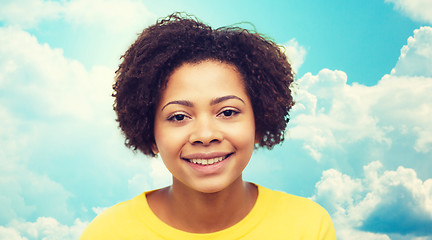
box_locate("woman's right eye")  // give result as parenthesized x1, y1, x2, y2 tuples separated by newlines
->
(167, 113, 188, 122)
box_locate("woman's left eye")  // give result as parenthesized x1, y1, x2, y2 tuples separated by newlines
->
(219, 109, 239, 118)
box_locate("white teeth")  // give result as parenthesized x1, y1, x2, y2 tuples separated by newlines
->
(190, 156, 224, 165)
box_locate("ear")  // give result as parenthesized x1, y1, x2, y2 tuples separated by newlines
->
(254, 133, 261, 145)
(151, 144, 159, 155)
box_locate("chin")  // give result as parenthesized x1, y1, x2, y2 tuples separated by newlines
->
(197, 187, 225, 194)
(189, 178, 241, 194)
(188, 183, 226, 194)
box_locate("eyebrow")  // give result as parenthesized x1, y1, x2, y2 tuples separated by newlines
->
(161, 95, 245, 111)
(161, 100, 193, 111)
(210, 95, 245, 105)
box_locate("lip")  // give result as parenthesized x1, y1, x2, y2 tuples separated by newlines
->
(182, 152, 234, 174)
(182, 152, 233, 160)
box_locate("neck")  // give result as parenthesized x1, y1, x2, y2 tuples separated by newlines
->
(148, 176, 258, 233)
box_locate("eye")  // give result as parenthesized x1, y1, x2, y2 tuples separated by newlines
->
(167, 113, 189, 122)
(218, 109, 239, 118)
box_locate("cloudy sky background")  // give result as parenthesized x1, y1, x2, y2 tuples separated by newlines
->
(0, 0, 431, 239)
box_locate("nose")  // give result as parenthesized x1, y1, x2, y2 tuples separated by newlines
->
(189, 117, 223, 145)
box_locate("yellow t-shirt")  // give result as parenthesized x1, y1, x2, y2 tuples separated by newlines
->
(80, 185, 336, 239)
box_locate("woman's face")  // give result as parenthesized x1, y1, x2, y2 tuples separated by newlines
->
(153, 60, 256, 193)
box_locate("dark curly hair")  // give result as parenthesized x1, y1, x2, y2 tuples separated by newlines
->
(113, 13, 294, 157)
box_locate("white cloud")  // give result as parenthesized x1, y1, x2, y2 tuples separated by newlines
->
(0, 101, 74, 225)
(391, 26, 432, 77)
(385, 0, 432, 24)
(0, 0, 62, 29)
(91, 207, 108, 216)
(0, 0, 155, 32)
(0, 0, 156, 71)
(0, 26, 114, 121)
(0, 226, 27, 240)
(126, 156, 171, 198)
(149, 157, 173, 189)
(0, 26, 166, 230)
(290, 26, 432, 160)
(64, 0, 155, 33)
(0, 165, 74, 224)
(289, 69, 392, 160)
(2, 217, 88, 240)
(281, 39, 307, 74)
(337, 228, 391, 240)
(312, 161, 432, 239)
(372, 74, 432, 153)
(311, 169, 364, 213)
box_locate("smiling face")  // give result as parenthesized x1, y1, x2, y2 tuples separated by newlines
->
(153, 60, 256, 193)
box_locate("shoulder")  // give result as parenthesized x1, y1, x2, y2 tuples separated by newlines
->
(79, 193, 148, 239)
(257, 185, 336, 239)
(260, 185, 329, 215)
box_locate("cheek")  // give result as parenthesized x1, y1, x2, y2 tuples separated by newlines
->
(227, 121, 256, 150)
(154, 125, 187, 156)
(155, 130, 181, 170)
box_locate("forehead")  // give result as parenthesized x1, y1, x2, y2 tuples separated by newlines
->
(159, 60, 249, 103)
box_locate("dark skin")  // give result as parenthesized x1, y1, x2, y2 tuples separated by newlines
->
(145, 60, 260, 233)
(147, 176, 258, 233)
(111, 13, 294, 237)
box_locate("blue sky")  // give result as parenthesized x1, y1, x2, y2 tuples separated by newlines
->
(0, 0, 431, 239)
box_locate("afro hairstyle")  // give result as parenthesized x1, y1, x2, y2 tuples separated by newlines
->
(113, 13, 295, 157)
